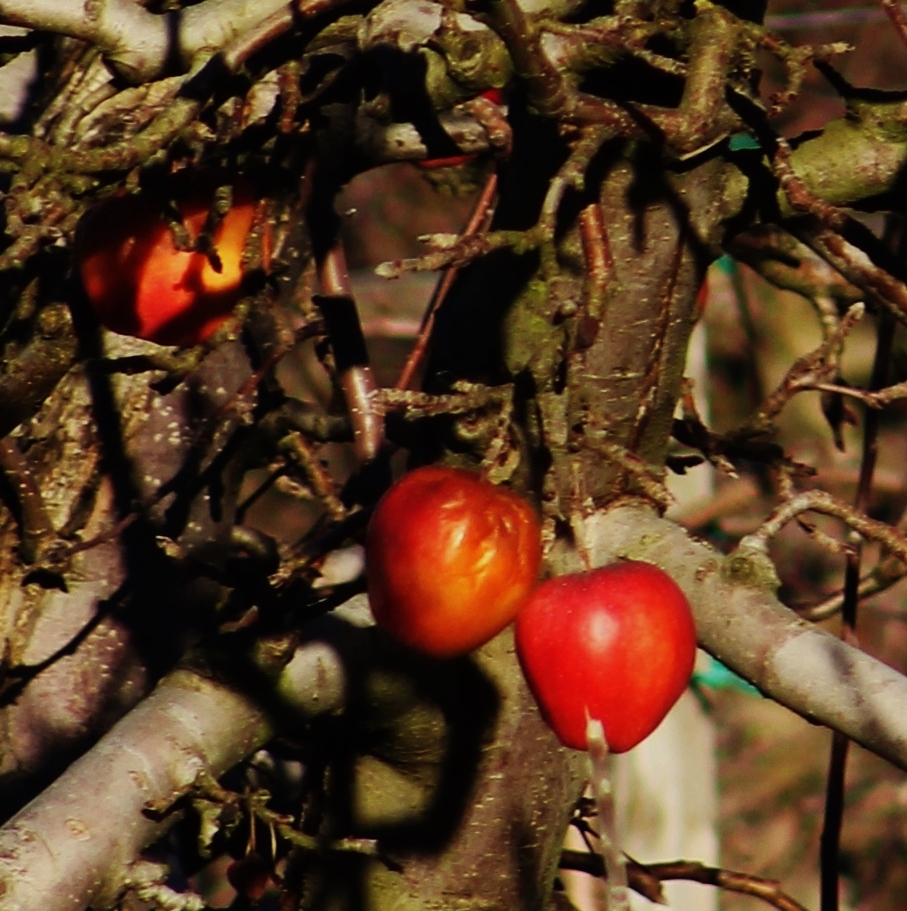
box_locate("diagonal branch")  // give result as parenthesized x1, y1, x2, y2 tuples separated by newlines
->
(0, 0, 351, 83)
(0, 0, 289, 82)
(560, 505, 907, 774)
(0, 605, 363, 911)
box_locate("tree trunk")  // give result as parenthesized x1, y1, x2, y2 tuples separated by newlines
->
(295, 139, 736, 908)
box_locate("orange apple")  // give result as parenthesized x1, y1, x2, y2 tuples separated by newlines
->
(76, 176, 266, 347)
(366, 465, 542, 658)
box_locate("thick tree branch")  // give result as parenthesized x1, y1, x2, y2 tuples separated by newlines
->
(0, 604, 361, 911)
(0, 0, 290, 82)
(723, 99, 907, 228)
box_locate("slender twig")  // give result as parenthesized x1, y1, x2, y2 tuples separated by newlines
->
(375, 124, 613, 281)
(806, 378, 907, 409)
(377, 382, 513, 419)
(374, 228, 535, 279)
(744, 304, 864, 432)
(560, 853, 813, 911)
(820, 220, 897, 911)
(278, 432, 347, 522)
(798, 555, 907, 622)
(395, 173, 498, 390)
(880, 0, 907, 48)
(739, 489, 907, 564)
(636, 860, 813, 911)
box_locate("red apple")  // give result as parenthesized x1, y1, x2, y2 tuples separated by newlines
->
(366, 465, 541, 658)
(515, 561, 696, 752)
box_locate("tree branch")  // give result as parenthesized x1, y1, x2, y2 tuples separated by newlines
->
(0, 0, 291, 82)
(559, 504, 907, 773)
(7, 505, 907, 909)
(0, 603, 364, 911)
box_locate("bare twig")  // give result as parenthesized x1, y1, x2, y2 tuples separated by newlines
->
(374, 229, 533, 279)
(377, 382, 513, 420)
(636, 859, 812, 911)
(880, 0, 907, 48)
(562, 852, 812, 911)
(806, 378, 907, 409)
(376, 125, 611, 280)
(278, 432, 347, 522)
(820, 222, 896, 911)
(395, 173, 498, 390)
(743, 303, 864, 432)
(739, 489, 907, 565)
(799, 555, 907, 622)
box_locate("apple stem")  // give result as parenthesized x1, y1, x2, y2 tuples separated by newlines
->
(586, 717, 630, 911)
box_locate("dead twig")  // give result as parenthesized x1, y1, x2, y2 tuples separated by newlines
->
(395, 173, 498, 390)
(739, 489, 907, 566)
(560, 852, 812, 911)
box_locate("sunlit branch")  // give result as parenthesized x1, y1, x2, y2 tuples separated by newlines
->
(739, 489, 907, 565)
(562, 852, 812, 911)
(9, 503, 907, 909)
(562, 506, 907, 773)
(0, 0, 290, 82)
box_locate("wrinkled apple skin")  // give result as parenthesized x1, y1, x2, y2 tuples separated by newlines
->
(77, 178, 263, 347)
(515, 561, 697, 752)
(366, 466, 542, 658)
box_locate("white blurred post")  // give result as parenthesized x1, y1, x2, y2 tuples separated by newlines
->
(563, 317, 720, 911)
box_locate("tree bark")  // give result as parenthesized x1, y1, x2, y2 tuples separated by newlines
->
(0, 334, 252, 816)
